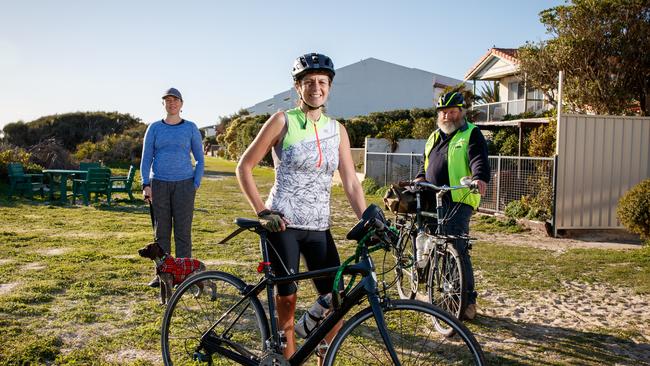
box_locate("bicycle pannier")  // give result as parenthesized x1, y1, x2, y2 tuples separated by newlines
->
(383, 185, 434, 213)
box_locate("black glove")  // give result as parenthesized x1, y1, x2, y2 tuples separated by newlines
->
(257, 209, 286, 232)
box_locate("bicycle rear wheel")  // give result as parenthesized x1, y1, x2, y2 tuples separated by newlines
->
(324, 299, 485, 365)
(394, 227, 418, 300)
(427, 241, 470, 336)
(161, 271, 269, 365)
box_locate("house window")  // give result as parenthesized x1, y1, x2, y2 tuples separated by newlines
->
(527, 88, 543, 100)
(508, 82, 525, 100)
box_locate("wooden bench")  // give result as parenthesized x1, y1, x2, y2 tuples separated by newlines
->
(7, 162, 45, 199)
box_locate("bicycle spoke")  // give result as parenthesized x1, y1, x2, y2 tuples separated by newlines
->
(326, 300, 484, 365)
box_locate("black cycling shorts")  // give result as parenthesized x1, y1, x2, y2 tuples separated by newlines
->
(267, 228, 341, 296)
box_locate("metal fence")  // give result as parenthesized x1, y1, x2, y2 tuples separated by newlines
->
(481, 156, 555, 213)
(365, 152, 424, 186)
(365, 152, 555, 214)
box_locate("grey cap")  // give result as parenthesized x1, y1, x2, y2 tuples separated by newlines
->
(162, 87, 183, 101)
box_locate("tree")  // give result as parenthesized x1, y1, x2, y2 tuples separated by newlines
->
(518, 0, 650, 115)
(2, 112, 142, 150)
(477, 82, 500, 104)
(376, 119, 412, 152)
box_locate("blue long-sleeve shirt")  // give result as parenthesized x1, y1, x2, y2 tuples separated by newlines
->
(140, 119, 204, 188)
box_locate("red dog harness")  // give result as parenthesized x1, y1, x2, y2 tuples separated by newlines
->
(157, 256, 202, 285)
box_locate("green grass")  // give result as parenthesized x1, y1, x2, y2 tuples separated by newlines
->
(472, 214, 528, 234)
(0, 157, 648, 365)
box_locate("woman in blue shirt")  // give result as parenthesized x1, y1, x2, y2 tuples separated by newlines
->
(140, 87, 204, 287)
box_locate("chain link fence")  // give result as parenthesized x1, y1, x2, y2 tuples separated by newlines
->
(365, 152, 555, 214)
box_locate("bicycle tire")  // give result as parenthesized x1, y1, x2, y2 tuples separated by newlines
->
(323, 299, 485, 365)
(394, 227, 418, 300)
(427, 240, 470, 336)
(161, 270, 269, 366)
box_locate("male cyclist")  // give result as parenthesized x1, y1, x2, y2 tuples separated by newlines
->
(415, 91, 490, 320)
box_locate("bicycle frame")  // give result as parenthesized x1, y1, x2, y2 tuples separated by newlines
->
(204, 223, 403, 365)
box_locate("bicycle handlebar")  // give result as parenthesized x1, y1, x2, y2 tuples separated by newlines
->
(398, 177, 478, 193)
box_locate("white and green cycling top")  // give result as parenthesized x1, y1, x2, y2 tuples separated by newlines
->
(265, 108, 340, 231)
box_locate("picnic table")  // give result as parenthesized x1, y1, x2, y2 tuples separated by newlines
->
(43, 169, 86, 204)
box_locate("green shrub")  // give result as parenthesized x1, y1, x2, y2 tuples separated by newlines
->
(0, 143, 43, 178)
(218, 114, 270, 163)
(528, 116, 557, 157)
(374, 185, 390, 197)
(2, 111, 142, 151)
(361, 177, 380, 195)
(617, 179, 650, 243)
(505, 197, 530, 219)
(411, 117, 437, 139)
(74, 132, 143, 165)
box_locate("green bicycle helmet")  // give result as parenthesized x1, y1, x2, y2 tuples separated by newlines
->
(292, 53, 335, 81)
(436, 91, 464, 109)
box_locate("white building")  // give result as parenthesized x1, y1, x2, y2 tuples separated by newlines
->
(246, 57, 465, 119)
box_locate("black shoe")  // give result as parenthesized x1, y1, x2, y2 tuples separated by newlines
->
(463, 303, 477, 320)
(148, 277, 160, 288)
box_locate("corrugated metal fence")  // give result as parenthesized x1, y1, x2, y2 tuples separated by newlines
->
(555, 114, 650, 230)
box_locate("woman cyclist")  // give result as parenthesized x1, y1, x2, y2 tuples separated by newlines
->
(236, 53, 366, 363)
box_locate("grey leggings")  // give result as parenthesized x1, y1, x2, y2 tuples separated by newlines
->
(151, 178, 196, 258)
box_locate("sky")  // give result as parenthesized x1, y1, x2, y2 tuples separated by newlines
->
(0, 0, 566, 130)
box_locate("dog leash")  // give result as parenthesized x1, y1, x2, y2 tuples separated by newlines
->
(148, 202, 156, 236)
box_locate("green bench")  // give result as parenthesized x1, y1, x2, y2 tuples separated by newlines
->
(72, 168, 112, 205)
(110, 165, 136, 201)
(7, 162, 46, 200)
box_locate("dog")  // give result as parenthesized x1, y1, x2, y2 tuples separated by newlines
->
(138, 242, 216, 305)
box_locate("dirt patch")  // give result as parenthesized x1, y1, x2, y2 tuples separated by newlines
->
(114, 254, 137, 259)
(0, 282, 20, 295)
(479, 278, 650, 339)
(20, 262, 46, 271)
(473, 230, 643, 251)
(104, 348, 159, 364)
(466, 226, 650, 363)
(203, 259, 248, 267)
(0, 259, 12, 266)
(37, 248, 71, 256)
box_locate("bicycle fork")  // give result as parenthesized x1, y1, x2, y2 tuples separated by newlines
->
(366, 281, 403, 366)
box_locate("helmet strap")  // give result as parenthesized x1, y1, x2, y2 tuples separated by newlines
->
(298, 90, 324, 110)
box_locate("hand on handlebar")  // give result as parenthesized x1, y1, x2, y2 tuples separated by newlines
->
(257, 209, 289, 232)
(471, 179, 487, 196)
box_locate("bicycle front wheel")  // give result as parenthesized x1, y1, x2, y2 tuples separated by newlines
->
(161, 271, 269, 366)
(324, 299, 485, 365)
(394, 228, 418, 300)
(427, 241, 469, 317)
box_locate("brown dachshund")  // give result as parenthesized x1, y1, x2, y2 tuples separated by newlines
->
(138, 242, 216, 305)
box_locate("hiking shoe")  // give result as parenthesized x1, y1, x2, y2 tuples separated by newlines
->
(463, 303, 477, 320)
(148, 277, 160, 288)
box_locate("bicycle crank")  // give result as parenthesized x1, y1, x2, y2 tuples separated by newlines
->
(259, 351, 290, 366)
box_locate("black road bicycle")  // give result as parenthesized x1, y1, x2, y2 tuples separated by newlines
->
(391, 179, 477, 336)
(160, 205, 485, 365)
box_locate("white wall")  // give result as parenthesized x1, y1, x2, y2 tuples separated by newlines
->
(246, 58, 465, 119)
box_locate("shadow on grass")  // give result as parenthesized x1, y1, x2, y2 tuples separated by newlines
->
(475, 314, 650, 365)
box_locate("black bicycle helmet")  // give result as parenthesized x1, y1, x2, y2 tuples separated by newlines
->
(436, 91, 464, 109)
(292, 53, 336, 81)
